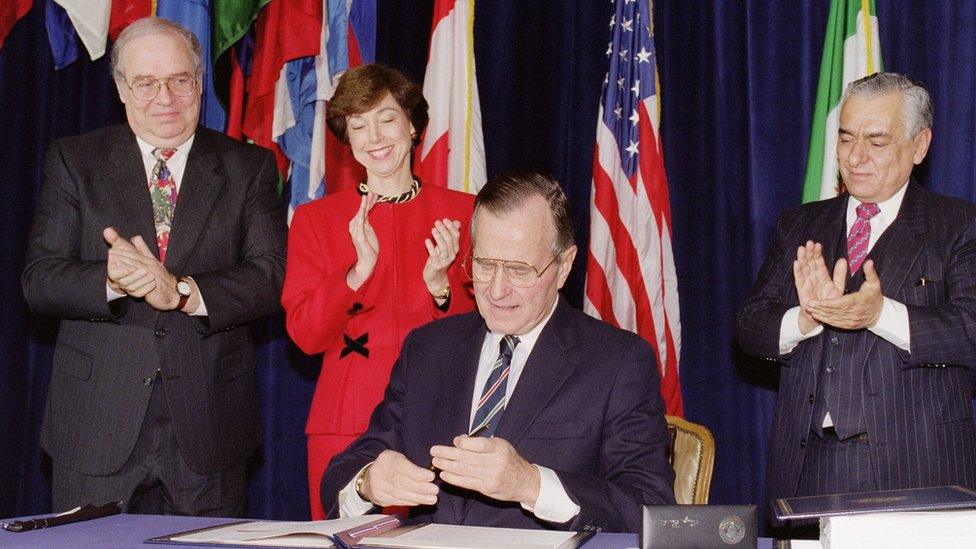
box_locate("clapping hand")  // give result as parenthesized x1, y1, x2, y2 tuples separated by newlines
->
(792, 240, 845, 333)
(806, 259, 884, 330)
(422, 219, 462, 299)
(104, 227, 179, 310)
(346, 192, 380, 290)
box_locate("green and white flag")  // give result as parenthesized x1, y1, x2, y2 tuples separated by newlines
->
(802, 0, 882, 203)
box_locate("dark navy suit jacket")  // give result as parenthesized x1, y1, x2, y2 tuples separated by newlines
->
(322, 297, 676, 533)
(736, 182, 976, 502)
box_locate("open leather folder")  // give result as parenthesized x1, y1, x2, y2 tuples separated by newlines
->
(148, 514, 594, 548)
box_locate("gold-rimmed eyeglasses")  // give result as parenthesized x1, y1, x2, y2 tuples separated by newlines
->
(123, 74, 198, 101)
(463, 254, 560, 288)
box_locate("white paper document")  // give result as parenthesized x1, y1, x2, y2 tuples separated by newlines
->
(821, 509, 976, 549)
(157, 517, 579, 549)
(167, 516, 382, 547)
(358, 523, 578, 549)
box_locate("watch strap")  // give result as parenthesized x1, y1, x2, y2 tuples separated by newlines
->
(176, 277, 191, 311)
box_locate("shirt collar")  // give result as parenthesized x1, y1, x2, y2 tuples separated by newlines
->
(135, 134, 195, 164)
(486, 297, 560, 357)
(847, 178, 909, 222)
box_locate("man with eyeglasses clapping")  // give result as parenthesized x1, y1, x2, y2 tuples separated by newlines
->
(321, 170, 675, 533)
(22, 17, 286, 517)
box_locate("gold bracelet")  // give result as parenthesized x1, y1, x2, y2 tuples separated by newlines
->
(433, 285, 451, 301)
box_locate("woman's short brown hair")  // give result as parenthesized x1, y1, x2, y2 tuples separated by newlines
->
(326, 64, 429, 145)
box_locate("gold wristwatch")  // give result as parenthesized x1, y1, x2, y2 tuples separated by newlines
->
(355, 463, 373, 500)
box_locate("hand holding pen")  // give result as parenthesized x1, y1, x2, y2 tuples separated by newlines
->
(429, 426, 542, 507)
(428, 421, 492, 472)
(356, 423, 496, 508)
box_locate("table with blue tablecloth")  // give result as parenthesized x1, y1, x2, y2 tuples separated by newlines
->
(0, 513, 784, 548)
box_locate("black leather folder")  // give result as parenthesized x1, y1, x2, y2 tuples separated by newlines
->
(773, 485, 976, 521)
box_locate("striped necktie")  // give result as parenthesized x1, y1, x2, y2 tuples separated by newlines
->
(847, 202, 879, 274)
(149, 147, 178, 263)
(470, 335, 520, 437)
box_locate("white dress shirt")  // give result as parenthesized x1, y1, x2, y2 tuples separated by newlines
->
(106, 135, 207, 315)
(778, 181, 912, 427)
(339, 298, 581, 523)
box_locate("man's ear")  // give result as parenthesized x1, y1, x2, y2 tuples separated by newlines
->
(115, 78, 129, 105)
(555, 244, 578, 289)
(912, 127, 932, 165)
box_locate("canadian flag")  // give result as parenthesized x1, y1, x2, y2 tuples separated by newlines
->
(413, 0, 486, 194)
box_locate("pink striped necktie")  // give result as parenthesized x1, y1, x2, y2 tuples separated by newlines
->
(847, 202, 880, 275)
(149, 147, 178, 263)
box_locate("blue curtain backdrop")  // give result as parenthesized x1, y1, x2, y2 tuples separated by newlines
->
(2, 0, 975, 533)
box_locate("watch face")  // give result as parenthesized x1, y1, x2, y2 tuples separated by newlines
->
(177, 280, 191, 296)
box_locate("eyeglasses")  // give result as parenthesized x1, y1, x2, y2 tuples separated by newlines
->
(463, 254, 560, 288)
(123, 74, 197, 101)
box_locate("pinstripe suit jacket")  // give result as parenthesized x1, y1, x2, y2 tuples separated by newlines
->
(22, 124, 287, 476)
(736, 181, 976, 501)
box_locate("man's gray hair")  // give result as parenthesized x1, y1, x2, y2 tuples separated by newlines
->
(843, 72, 932, 138)
(473, 171, 575, 257)
(110, 17, 204, 81)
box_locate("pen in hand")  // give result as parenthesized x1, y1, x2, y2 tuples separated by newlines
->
(429, 422, 492, 472)
(467, 421, 492, 439)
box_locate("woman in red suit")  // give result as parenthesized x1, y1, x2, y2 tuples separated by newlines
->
(281, 64, 477, 519)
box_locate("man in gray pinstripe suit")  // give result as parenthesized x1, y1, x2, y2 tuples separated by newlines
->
(737, 73, 976, 508)
(22, 18, 286, 516)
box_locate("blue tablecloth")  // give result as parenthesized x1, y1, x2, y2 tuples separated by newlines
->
(0, 513, 780, 548)
(0, 513, 642, 548)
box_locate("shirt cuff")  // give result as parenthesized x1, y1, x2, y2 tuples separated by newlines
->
(106, 283, 125, 302)
(185, 276, 207, 316)
(338, 464, 375, 518)
(867, 297, 910, 351)
(519, 465, 580, 524)
(779, 306, 823, 354)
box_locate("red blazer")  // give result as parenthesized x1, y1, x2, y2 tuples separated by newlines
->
(283, 185, 476, 435)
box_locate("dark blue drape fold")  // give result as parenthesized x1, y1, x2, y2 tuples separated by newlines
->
(3, 1, 975, 534)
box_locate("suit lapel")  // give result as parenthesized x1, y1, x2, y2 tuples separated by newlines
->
(436, 320, 486, 442)
(868, 182, 927, 295)
(107, 129, 157, 251)
(458, 298, 578, 523)
(813, 195, 849, 269)
(436, 317, 487, 523)
(850, 183, 926, 362)
(493, 300, 578, 446)
(165, 129, 226, 273)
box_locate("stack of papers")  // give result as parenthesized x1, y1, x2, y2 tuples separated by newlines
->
(821, 509, 976, 548)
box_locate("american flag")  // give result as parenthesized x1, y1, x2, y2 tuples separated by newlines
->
(584, 0, 682, 416)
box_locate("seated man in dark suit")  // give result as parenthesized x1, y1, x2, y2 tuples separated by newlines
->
(321, 171, 675, 533)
